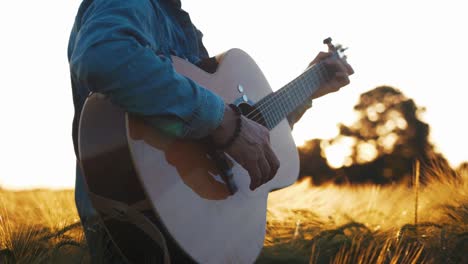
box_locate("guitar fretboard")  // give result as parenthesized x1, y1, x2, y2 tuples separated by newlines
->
(247, 62, 331, 130)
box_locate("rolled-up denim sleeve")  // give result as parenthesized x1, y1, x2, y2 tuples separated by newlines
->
(69, 0, 224, 138)
(142, 88, 225, 138)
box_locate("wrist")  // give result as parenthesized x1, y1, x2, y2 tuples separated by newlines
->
(209, 104, 242, 148)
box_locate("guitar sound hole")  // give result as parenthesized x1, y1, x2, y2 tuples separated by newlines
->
(237, 103, 268, 128)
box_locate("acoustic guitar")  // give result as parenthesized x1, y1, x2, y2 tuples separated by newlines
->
(78, 38, 347, 263)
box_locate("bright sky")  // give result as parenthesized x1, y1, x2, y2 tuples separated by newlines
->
(0, 0, 467, 190)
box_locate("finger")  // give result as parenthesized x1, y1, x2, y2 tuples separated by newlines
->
(256, 123, 271, 143)
(335, 72, 350, 86)
(326, 61, 352, 87)
(342, 60, 354, 75)
(315, 51, 331, 60)
(325, 59, 347, 74)
(309, 52, 331, 67)
(257, 154, 271, 187)
(264, 146, 280, 181)
(248, 163, 262, 190)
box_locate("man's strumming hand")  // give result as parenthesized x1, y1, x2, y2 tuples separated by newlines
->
(210, 105, 280, 190)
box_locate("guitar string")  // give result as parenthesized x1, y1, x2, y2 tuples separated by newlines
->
(246, 49, 343, 126)
(245, 62, 326, 127)
(243, 62, 326, 123)
(243, 62, 328, 128)
(248, 61, 327, 120)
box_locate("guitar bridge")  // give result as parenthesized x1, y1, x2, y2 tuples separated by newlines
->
(206, 148, 238, 195)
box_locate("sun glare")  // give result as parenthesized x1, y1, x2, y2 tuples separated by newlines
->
(357, 141, 378, 163)
(322, 136, 355, 168)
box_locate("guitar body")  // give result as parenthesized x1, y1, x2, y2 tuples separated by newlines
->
(79, 49, 299, 263)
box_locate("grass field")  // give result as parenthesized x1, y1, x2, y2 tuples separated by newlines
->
(1, 167, 467, 263)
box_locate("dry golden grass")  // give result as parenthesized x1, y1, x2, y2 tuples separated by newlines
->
(0, 190, 86, 263)
(1, 167, 467, 263)
(260, 166, 468, 263)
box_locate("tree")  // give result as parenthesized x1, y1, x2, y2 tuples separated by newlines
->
(299, 86, 456, 185)
(298, 139, 335, 185)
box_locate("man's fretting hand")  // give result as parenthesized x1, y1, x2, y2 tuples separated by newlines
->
(210, 105, 280, 190)
(308, 51, 354, 99)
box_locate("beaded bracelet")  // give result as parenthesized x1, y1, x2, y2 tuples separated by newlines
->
(213, 104, 242, 150)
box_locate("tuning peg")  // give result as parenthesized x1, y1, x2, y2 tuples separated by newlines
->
(323, 37, 348, 59)
(323, 37, 332, 46)
(323, 37, 336, 52)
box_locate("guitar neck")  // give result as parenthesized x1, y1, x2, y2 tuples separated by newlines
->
(251, 62, 331, 130)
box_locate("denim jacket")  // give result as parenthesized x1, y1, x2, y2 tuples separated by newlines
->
(68, 0, 224, 155)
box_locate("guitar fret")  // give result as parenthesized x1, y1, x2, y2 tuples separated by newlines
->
(298, 75, 309, 104)
(254, 61, 328, 130)
(292, 78, 303, 109)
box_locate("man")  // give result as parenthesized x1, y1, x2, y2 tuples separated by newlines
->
(68, 0, 353, 262)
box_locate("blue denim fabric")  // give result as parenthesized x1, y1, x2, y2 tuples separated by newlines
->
(75, 165, 127, 263)
(69, 0, 221, 262)
(68, 0, 224, 141)
(74, 166, 96, 223)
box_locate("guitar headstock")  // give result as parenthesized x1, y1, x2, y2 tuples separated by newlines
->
(323, 37, 348, 61)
